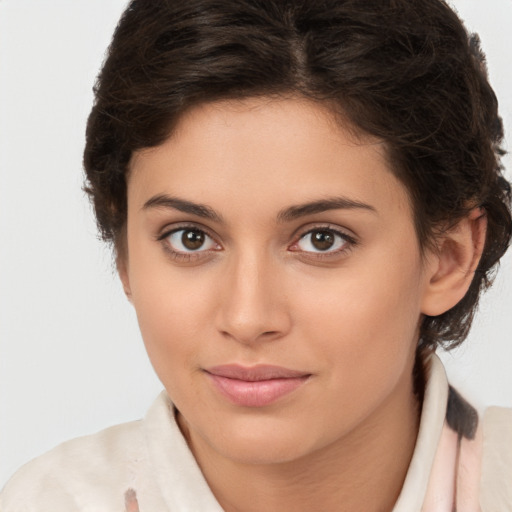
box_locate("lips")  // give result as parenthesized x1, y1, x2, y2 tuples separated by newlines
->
(204, 365, 311, 407)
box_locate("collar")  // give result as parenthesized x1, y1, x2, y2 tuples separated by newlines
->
(393, 353, 449, 511)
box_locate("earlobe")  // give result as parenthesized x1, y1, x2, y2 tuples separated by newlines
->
(421, 208, 487, 316)
(116, 255, 133, 302)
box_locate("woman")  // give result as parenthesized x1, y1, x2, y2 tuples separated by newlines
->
(1, 0, 511, 510)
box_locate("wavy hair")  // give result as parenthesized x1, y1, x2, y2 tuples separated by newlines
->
(84, 0, 511, 350)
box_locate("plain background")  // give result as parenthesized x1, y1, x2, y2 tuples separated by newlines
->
(1, 0, 511, 489)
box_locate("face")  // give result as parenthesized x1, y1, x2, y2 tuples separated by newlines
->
(122, 97, 433, 465)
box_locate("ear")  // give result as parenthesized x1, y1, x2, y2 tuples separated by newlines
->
(421, 208, 487, 316)
(116, 254, 133, 302)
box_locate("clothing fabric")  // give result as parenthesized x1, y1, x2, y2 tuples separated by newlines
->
(1, 355, 511, 511)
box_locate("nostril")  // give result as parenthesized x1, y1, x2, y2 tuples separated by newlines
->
(218, 326, 286, 345)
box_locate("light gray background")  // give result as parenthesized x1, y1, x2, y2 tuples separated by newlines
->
(1, 0, 511, 488)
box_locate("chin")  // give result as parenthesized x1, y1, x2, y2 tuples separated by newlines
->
(198, 413, 329, 466)
(216, 436, 312, 466)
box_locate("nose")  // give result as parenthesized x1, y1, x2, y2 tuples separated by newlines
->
(215, 251, 292, 345)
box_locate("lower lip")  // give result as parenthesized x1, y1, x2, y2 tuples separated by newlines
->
(206, 373, 310, 407)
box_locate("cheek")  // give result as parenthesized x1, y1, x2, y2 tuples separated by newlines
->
(294, 253, 424, 391)
(133, 285, 211, 405)
(287, 287, 419, 441)
(127, 249, 216, 385)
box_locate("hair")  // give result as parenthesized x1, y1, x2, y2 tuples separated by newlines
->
(84, 0, 511, 351)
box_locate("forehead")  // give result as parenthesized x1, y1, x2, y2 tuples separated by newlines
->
(128, 97, 412, 223)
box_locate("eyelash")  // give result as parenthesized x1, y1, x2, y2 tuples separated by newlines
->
(157, 224, 221, 262)
(290, 225, 357, 260)
(157, 223, 357, 263)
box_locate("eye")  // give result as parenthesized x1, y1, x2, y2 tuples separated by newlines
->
(293, 228, 352, 254)
(164, 228, 219, 253)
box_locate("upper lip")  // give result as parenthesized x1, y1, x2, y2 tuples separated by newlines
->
(205, 364, 311, 382)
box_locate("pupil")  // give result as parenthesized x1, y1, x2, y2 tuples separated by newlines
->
(182, 230, 205, 250)
(312, 230, 334, 251)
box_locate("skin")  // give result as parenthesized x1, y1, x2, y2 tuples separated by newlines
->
(120, 97, 485, 512)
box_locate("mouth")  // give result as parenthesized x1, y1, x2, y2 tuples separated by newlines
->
(204, 364, 312, 407)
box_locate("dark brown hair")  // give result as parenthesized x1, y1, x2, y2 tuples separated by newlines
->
(84, 0, 511, 350)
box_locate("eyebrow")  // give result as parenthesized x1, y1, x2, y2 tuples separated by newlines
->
(142, 194, 376, 223)
(142, 194, 224, 223)
(277, 197, 377, 222)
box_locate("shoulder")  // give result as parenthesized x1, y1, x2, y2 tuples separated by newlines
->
(0, 392, 221, 512)
(482, 405, 512, 438)
(480, 406, 512, 509)
(0, 419, 147, 511)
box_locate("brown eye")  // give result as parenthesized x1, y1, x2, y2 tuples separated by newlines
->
(295, 228, 350, 253)
(182, 229, 205, 250)
(165, 228, 218, 253)
(311, 230, 335, 251)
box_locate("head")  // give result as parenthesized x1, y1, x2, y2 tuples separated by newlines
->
(83, 0, 511, 464)
(84, 0, 511, 352)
